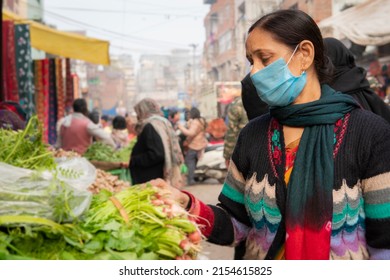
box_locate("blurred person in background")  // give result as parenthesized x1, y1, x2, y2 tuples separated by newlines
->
(223, 88, 248, 169)
(368, 60, 386, 98)
(178, 107, 208, 186)
(0, 101, 27, 131)
(56, 98, 115, 155)
(168, 109, 181, 130)
(324, 37, 390, 123)
(205, 118, 227, 144)
(100, 115, 112, 134)
(111, 115, 129, 149)
(240, 74, 269, 120)
(125, 115, 137, 141)
(88, 109, 100, 125)
(129, 98, 183, 188)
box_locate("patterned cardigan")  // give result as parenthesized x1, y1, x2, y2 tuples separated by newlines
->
(187, 108, 390, 260)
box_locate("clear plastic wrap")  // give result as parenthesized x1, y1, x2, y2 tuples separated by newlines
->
(0, 158, 96, 222)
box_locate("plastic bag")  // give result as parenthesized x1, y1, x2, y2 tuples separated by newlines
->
(0, 158, 96, 222)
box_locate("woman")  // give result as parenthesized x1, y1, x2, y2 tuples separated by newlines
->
(129, 98, 184, 188)
(178, 107, 207, 186)
(324, 37, 390, 123)
(152, 9, 390, 260)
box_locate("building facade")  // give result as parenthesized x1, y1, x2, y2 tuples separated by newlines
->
(203, 0, 238, 83)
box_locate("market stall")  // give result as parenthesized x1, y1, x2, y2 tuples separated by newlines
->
(318, 0, 390, 46)
(0, 117, 202, 260)
(2, 9, 111, 144)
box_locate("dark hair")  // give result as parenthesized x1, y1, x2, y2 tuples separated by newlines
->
(89, 111, 100, 124)
(101, 115, 109, 122)
(73, 98, 88, 115)
(112, 115, 127, 130)
(189, 107, 201, 119)
(248, 9, 333, 84)
(169, 110, 179, 119)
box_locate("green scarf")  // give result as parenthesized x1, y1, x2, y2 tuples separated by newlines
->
(270, 84, 359, 259)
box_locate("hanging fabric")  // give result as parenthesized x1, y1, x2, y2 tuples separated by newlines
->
(65, 58, 74, 114)
(48, 59, 58, 145)
(55, 58, 65, 120)
(33, 60, 44, 123)
(14, 24, 35, 119)
(2, 20, 19, 102)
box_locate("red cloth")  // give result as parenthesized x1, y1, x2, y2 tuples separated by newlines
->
(42, 59, 50, 143)
(182, 191, 215, 238)
(60, 116, 92, 155)
(2, 20, 19, 102)
(65, 58, 74, 111)
(55, 58, 65, 120)
(285, 225, 331, 260)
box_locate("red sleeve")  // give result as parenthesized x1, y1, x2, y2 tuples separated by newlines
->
(182, 191, 215, 238)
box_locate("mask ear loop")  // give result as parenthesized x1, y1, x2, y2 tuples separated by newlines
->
(286, 44, 300, 66)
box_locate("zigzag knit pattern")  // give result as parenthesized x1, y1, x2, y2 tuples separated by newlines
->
(194, 109, 390, 260)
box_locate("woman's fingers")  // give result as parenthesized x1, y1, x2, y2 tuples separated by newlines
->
(149, 178, 169, 188)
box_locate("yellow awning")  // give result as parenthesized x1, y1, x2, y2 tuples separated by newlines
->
(3, 9, 110, 65)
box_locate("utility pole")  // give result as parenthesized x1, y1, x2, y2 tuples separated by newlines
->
(189, 43, 198, 101)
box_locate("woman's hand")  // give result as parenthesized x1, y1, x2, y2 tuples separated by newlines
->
(149, 178, 190, 209)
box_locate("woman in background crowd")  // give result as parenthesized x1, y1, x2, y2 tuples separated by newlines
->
(178, 107, 208, 186)
(324, 37, 390, 123)
(129, 98, 183, 188)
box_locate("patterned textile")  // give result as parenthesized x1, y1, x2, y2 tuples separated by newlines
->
(55, 58, 65, 120)
(14, 24, 35, 119)
(65, 58, 74, 113)
(2, 20, 19, 102)
(34, 59, 50, 143)
(34, 60, 44, 125)
(48, 59, 58, 145)
(187, 108, 390, 260)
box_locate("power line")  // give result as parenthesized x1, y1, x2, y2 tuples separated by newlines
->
(42, 10, 190, 48)
(21, 0, 205, 48)
(46, 7, 206, 18)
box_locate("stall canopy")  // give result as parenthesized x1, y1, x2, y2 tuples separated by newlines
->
(319, 0, 390, 46)
(3, 9, 110, 65)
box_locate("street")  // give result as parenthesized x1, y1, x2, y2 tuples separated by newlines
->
(182, 180, 235, 260)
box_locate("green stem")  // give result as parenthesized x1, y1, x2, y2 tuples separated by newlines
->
(0, 215, 64, 233)
(3, 118, 33, 162)
(19, 151, 53, 164)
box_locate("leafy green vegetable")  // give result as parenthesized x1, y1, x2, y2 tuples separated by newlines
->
(0, 184, 202, 260)
(0, 116, 56, 171)
(83, 139, 136, 163)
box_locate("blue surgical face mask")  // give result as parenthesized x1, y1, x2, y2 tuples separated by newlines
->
(250, 45, 307, 107)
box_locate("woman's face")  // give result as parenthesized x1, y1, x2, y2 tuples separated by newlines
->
(246, 28, 302, 77)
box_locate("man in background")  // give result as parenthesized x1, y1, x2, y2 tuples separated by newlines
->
(56, 98, 115, 155)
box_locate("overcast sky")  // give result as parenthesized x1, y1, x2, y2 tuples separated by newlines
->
(43, 0, 210, 58)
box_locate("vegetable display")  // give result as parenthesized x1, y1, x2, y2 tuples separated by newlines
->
(0, 184, 202, 260)
(0, 116, 56, 170)
(83, 139, 136, 163)
(0, 119, 201, 260)
(88, 169, 130, 194)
